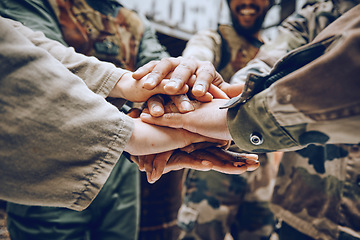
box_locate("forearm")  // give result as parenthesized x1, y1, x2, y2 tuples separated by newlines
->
(227, 13, 360, 152)
(0, 16, 134, 210)
(182, 30, 222, 67)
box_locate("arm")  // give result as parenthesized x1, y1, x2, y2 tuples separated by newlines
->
(140, 5, 360, 152)
(182, 29, 223, 68)
(0, 16, 133, 210)
(231, 0, 336, 85)
(0, 17, 226, 210)
(228, 15, 360, 152)
(8, 18, 191, 103)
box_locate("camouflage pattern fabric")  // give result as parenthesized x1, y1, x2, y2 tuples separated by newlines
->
(226, 1, 360, 239)
(48, 0, 144, 71)
(179, 10, 278, 240)
(271, 144, 360, 240)
(177, 153, 278, 240)
(217, 25, 260, 82)
(182, 25, 261, 83)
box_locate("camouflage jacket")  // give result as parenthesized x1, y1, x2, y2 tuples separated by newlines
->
(0, 0, 169, 71)
(182, 25, 261, 83)
(227, 1, 360, 239)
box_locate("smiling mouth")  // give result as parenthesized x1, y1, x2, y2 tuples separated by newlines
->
(236, 4, 260, 16)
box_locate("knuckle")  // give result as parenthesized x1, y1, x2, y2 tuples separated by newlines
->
(179, 62, 193, 71)
(163, 113, 174, 120)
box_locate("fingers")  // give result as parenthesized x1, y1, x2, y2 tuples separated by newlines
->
(150, 150, 173, 183)
(147, 95, 165, 117)
(134, 57, 225, 100)
(142, 58, 181, 90)
(170, 95, 195, 113)
(138, 147, 260, 184)
(146, 94, 195, 117)
(163, 57, 199, 95)
(207, 84, 229, 100)
(138, 154, 162, 183)
(189, 149, 248, 174)
(180, 141, 229, 153)
(140, 112, 184, 129)
(191, 60, 221, 97)
(220, 83, 244, 98)
(205, 148, 260, 171)
(162, 150, 214, 174)
(127, 108, 142, 118)
(132, 60, 159, 80)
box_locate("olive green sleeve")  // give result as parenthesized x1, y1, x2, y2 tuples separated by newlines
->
(226, 89, 302, 153)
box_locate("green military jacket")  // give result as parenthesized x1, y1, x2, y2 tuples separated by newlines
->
(227, 1, 360, 239)
(0, 0, 169, 71)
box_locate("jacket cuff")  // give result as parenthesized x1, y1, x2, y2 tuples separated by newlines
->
(226, 89, 300, 152)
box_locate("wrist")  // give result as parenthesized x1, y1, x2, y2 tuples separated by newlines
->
(108, 71, 132, 99)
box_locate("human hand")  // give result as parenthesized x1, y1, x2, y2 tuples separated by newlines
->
(132, 56, 245, 115)
(130, 143, 259, 183)
(140, 98, 232, 140)
(123, 117, 229, 156)
(144, 80, 243, 117)
(132, 57, 243, 110)
(108, 72, 189, 102)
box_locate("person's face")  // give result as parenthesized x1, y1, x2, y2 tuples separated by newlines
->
(229, 0, 270, 30)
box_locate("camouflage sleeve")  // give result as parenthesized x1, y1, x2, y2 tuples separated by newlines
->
(182, 29, 222, 68)
(257, 1, 335, 65)
(135, 15, 170, 68)
(226, 5, 360, 152)
(230, 1, 336, 85)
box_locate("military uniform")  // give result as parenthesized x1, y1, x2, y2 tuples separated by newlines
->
(178, 12, 278, 240)
(0, 0, 168, 239)
(228, 1, 360, 239)
(182, 25, 261, 83)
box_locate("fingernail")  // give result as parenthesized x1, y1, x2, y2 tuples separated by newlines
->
(246, 159, 259, 165)
(152, 105, 163, 114)
(180, 101, 194, 112)
(194, 84, 205, 93)
(146, 171, 153, 183)
(166, 81, 178, 89)
(150, 168, 159, 183)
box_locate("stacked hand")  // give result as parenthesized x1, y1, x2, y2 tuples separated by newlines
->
(121, 57, 258, 184)
(131, 144, 259, 183)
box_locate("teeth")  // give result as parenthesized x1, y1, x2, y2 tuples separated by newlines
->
(240, 8, 256, 15)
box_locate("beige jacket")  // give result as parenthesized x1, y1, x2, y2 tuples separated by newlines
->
(0, 17, 133, 211)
